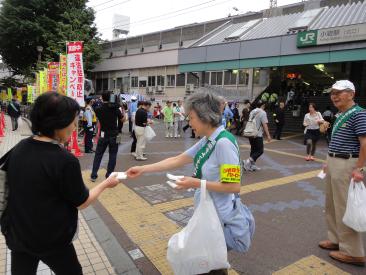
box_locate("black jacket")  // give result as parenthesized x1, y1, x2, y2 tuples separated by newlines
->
(273, 107, 285, 125)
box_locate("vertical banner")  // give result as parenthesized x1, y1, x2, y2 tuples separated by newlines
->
(7, 88, 12, 101)
(59, 54, 67, 95)
(43, 68, 48, 93)
(66, 41, 85, 106)
(39, 70, 45, 94)
(47, 62, 60, 92)
(35, 72, 40, 97)
(16, 88, 22, 102)
(27, 85, 33, 103)
(1, 90, 6, 101)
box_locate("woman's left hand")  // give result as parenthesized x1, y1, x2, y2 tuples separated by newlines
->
(175, 176, 200, 190)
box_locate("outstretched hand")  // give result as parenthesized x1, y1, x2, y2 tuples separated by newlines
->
(175, 176, 199, 190)
(126, 166, 144, 179)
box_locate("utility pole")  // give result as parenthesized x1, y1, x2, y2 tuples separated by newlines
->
(266, 0, 277, 18)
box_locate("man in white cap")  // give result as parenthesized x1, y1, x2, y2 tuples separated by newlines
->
(319, 80, 366, 266)
(128, 95, 138, 134)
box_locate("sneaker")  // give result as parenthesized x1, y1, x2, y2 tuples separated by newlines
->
(165, 134, 169, 138)
(131, 152, 137, 157)
(242, 159, 251, 171)
(135, 157, 148, 161)
(169, 134, 173, 138)
(251, 164, 261, 171)
(90, 176, 97, 182)
(177, 135, 181, 138)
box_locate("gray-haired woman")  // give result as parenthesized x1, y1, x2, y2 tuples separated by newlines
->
(127, 91, 241, 274)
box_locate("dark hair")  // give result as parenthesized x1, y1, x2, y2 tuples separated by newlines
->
(102, 91, 111, 102)
(30, 92, 80, 138)
(144, 101, 152, 106)
(256, 100, 266, 108)
(308, 102, 317, 110)
(137, 101, 144, 107)
(244, 100, 250, 104)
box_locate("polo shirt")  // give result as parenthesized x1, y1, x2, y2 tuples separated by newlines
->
(184, 126, 240, 220)
(329, 108, 366, 154)
(95, 103, 122, 137)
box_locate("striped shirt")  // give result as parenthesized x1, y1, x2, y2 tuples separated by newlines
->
(329, 110, 366, 154)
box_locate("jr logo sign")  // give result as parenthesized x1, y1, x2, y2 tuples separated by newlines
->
(297, 30, 318, 47)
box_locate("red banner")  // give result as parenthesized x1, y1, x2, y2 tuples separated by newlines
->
(67, 41, 85, 106)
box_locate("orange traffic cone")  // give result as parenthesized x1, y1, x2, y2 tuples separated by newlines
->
(71, 130, 83, 157)
(0, 119, 4, 138)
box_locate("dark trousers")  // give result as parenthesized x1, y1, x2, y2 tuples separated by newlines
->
(273, 123, 284, 139)
(91, 136, 118, 179)
(11, 117, 18, 131)
(128, 117, 133, 133)
(84, 126, 93, 152)
(130, 130, 137, 153)
(249, 136, 264, 162)
(11, 244, 82, 275)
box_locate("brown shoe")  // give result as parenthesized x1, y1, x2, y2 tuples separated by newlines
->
(319, 240, 339, 250)
(329, 251, 366, 266)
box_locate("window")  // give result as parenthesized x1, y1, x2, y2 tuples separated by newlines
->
(238, 70, 249, 85)
(102, 79, 108, 91)
(167, 75, 175, 86)
(176, 73, 185, 86)
(157, 75, 165, 86)
(187, 72, 199, 86)
(204, 72, 210, 85)
(253, 69, 260, 84)
(211, 72, 223, 86)
(139, 80, 147, 87)
(131, 76, 138, 88)
(116, 78, 122, 89)
(148, 76, 156, 87)
(224, 70, 237, 85)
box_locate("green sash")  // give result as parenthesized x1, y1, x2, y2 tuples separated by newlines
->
(193, 130, 239, 179)
(331, 105, 364, 137)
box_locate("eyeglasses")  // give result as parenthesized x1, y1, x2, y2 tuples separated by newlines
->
(330, 89, 353, 96)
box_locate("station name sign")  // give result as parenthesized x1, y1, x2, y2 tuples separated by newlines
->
(297, 23, 366, 48)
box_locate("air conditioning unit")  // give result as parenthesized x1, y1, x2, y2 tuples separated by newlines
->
(156, 85, 163, 92)
(146, 87, 154, 94)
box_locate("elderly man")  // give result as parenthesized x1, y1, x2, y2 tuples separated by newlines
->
(319, 80, 366, 266)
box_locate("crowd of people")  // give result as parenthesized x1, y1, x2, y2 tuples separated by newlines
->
(1, 79, 365, 274)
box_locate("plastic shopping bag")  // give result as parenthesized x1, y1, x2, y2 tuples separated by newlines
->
(342, 179, 366, 232)
(167, 180, 230, 275)
(144, 126, 156, 142)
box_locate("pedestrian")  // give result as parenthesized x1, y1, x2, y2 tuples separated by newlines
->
(242, 100, 271, 171)
(286, 87, 295, 110)
(134, 101, 152, 161)
(83, 99, 95, 153)
(163, 100, 174, 138)
(7, 93, 21, 131)
(231, 102, 240, 135)
(319, 80, 366, 266)
(239, 100, 251, 135)
(130, 101, 144, 158)
(322, 106, 334, 144)
(126, 91, 242, 274)
(128, 96, 138, 134)
(272, 101, 285, 140)
(173, 99, 185, 138)
(90, 91, 124, 182)
(303, 103, 324, 161)
(0, 92, 120, 275)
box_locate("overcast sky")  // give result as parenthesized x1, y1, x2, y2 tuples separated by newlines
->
(87, 0, 302, 40)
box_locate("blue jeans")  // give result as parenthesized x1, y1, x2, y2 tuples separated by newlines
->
(91, 136, 118, 179)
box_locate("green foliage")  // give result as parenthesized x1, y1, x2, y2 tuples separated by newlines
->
(0, 0, 101, 77)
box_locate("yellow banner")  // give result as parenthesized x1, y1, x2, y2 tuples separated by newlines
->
(220, 164, 241, 183)
(43, 68, 48, 93)
(7, 88, 12, 101)
(27, 85, 34, 103)
(39, 71, 44, 94)
(35, 72, 40, 97)
(59, 54, 67, 95)
(17, 88, 22, 102)
(1, 90, 6, 101)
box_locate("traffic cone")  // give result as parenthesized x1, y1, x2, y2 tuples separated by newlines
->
(71, 130, 83, 157)
(0, 118, 4, 138)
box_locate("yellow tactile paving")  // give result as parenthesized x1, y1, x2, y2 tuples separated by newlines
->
(240, 144, 327, 163)
(240, 170, 320, 194)
(273, 255, 350, 275)
(82, 169, 239, 275)
(152, 170, 320, 213)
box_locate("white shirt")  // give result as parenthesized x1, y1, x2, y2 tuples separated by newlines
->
(303, 112, 323, 130)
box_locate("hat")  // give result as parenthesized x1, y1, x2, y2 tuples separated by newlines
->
(331, 80, 355, 91)
(131, 96, 137, 101)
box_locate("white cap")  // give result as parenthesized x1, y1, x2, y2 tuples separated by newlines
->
(131, 96, 137, 101)
(331, 80, 355, 91)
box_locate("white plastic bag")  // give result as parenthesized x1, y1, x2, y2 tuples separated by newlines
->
(144, 126, 156, 142)
(167, 180, 230, 275)
(342, 179, 366, 232)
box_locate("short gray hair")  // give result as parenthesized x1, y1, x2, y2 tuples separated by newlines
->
(185, 92, 222, 127)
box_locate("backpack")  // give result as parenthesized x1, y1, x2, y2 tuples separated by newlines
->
(243, 110, 261, 138)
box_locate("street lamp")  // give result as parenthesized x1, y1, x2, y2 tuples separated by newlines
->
(36, 46, 43, 62)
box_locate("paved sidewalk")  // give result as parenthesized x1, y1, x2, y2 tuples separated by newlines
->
(0, 116, 118, 275)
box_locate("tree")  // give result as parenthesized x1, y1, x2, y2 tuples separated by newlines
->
(0, 0, 101, 77)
